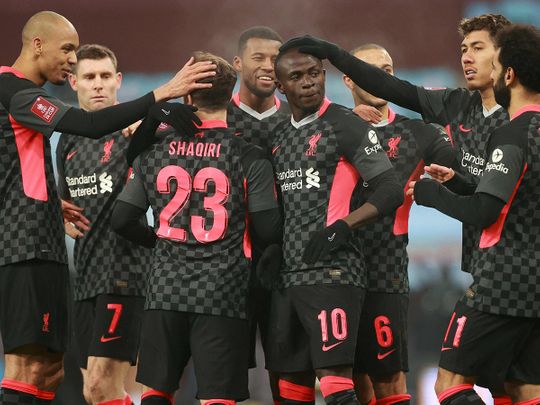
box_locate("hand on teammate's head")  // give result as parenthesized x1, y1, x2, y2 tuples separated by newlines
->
(279, 35, 341, 61)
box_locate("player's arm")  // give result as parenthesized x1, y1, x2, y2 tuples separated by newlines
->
(303, 115, 403, 264)
(110, 158, 157, 248)
(242, 144, 283, 246)
(281, 36, 470, 125)
(54, 135, 90, 238)
(410, 128, 524, 227)
(414, 122, 456, 168)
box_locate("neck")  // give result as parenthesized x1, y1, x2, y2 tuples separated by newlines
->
(479, 86, 498, 110)
(195, 108, 227, 122)
(508, 88, 540, 119)
(238, 85, 275, 113)
(12, 53, 45, 86)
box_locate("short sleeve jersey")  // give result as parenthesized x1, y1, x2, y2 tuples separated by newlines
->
(462, 106, 540, 318)
(0, 67, 72, 266)
(417, 87, 510, 274)
(272, 99, 393, 289)
(56, 131, 152, 301)
(354, 110, 452, 293)
(227, 93, 289, 155)
(117, 121, 278, 319)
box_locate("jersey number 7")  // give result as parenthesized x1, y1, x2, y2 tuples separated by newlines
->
(156, 165, 230, 243)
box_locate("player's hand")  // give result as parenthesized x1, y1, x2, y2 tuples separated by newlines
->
(303, 220, 351, 265)
(153, 57, 216, 101)
(149, 101, 202, 135)
(408, 178, 441, 207)
(122, 120, 142, 138)
(61, 199, 90, 235)
(256, 244, 283, 290)
(280, 35, 342, 62)
(64, 220, 84, 239)
(353, 104, 383, 124)
(424, 163, 455, 183)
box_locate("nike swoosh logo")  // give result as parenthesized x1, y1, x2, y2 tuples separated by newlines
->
(234, 131, 242, 136)
(459, 124, 472, 133)
(100, 335, 122, 343)
(377, 348, 396, 360)
(66, 151, 77, 160)
(272, 145, 281, 154)
(441, 346, 453, 351)
(161, 109, 170, 115)
(327, 233, 336, 242)
(322, 341, 344, 352)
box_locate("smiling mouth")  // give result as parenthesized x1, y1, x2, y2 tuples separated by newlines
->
(257, 75, 274, 82)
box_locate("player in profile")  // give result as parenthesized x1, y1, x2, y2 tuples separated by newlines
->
(0, 10, 214, 405)
(228, 25, 289, 403)
(266, 43, 403, 405)
(408, 24, 540, 405)
(56, 44, 152, 405)
(344, 44, 455, 405)
(111, 51, 282, 405)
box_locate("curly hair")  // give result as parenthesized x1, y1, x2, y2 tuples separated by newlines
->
(496, 24, 540, 93)
(458, 14, 511, 39)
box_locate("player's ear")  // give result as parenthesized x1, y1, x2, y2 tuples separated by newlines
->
(232, 56, 242, 73)
(115, 71, 123, 89)
(68, 73, 77, 91)
(184, 94, 193, 106)
(275, 80, 285, 95)
(504, 67, 515, 86)
(32, 37, 43, 57)
(343, 75, 354, 90)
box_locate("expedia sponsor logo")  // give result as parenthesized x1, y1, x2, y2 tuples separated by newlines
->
(365, 130, 383, 155)
(461, 148, 485, 176)
(277, 167, 320, 192)
(485, 162, 509, 174)
(66, 172, 114, 197)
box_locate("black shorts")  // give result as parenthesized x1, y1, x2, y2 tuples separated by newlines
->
(136, 310, 250, 400)
(354, 292, 409, 376)
(0, 259, 69, 353)
(247, 284, 272, 369)
(439, 300, 540, 385)
(73, 294, 144, 369)
(266, 284, 364, 373)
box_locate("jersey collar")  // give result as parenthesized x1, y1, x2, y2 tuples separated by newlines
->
(231, 92, 281, 120)
(482, 103, 502, 118)
(0, 66, 26, 78)
(291, 97, 331, 129)
(372, 108, 396, 128)
(195, 120, 228, 129)
(510, 104, 540, 120)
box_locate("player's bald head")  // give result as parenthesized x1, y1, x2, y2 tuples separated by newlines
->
(22, 11, 76, 46)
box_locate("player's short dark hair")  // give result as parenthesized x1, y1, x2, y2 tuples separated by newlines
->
(190, 51, 237, 112)
(496, 24, 540, 93)
(458, 14, 511, 39)
(74, 44, 118, 74)
(350, 43, 386, 55)
(238, 26, 283, 54)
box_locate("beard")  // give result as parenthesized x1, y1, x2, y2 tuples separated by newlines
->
(493, 73, 511, 110)
(245, 78, 276, 99)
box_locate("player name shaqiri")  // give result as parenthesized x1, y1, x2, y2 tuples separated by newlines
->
(169, 140, 222, 158)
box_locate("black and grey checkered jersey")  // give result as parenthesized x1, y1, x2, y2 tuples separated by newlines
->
(117, 121, 278, 319)
(227, 93, 289, 155)
(272, 99, 393, 289)
(56, 131, 151, 301)
(354, 110, 452, 293)
(0, 67, 72, 266)
(462, 107, 540, 318)
(417, 87, 510, 274)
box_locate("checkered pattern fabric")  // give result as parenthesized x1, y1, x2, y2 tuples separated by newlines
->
(272, 103, 393, 289)
(354, 114, 451, 293)
(418, 88, 509, 274)
(463, 111, 540, 318)
(129, 127, 271, 319)
(57, 132, 151, 300)
(0, 70, 70, 266)
(227, 97, 289, 155)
